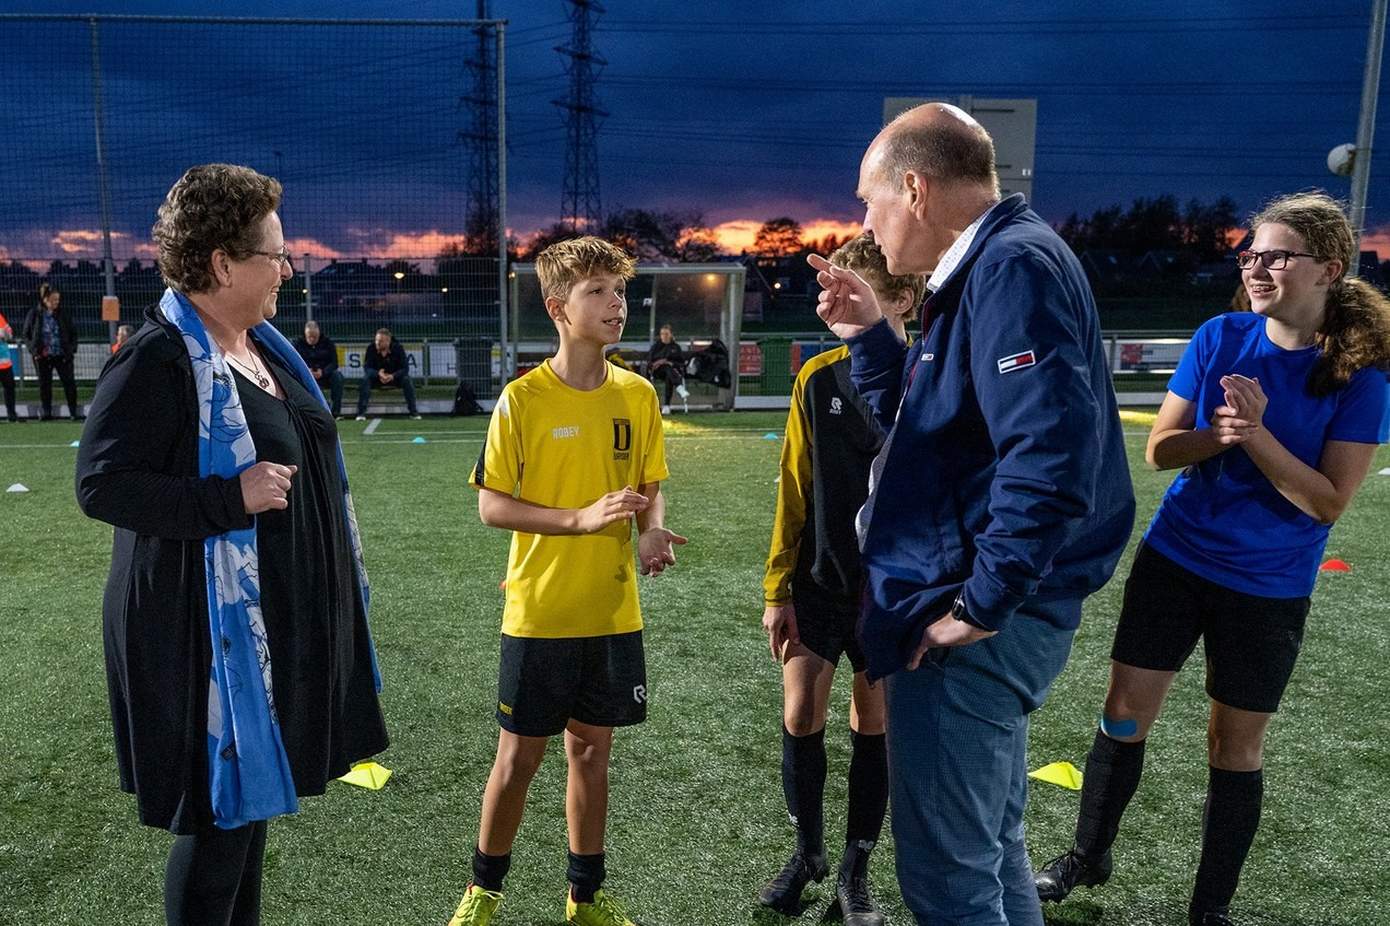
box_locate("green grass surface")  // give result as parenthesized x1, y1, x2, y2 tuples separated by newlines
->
(1, 413, 1386, 925)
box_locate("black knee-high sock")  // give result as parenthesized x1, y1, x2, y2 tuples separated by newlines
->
(164, 821, 262, 926)
(845, 730, 888, 849)
(1074, 728, 1147, 859)
(472, 846, 512, 892)
(567, 850, 606, 904)
(781, 725, 827, 859)
(1190, 766, 1263, 917)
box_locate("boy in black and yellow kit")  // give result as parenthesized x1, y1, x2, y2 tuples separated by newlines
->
(449, 237, 685, 926)
(759, 233, 925, 924)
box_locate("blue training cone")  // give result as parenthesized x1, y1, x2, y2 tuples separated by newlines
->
(763, 432, 779, 440)
(412, 436, 427, 444)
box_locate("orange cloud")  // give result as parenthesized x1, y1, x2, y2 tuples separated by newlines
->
(377, 231, 471, 258)
(710, 219, 761, 254)
(285, 237, 346, 259)
(1357, 227, 1390, 262)
(710, 217, 863, 254)
(52, 228, 129, 254)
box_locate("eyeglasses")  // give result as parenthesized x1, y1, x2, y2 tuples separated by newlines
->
(1236, 249, 1319, 270)
(247, 247, 293, 270)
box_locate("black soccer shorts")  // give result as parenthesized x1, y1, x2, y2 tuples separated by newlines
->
(496, 630, 648, 737)
(1111, 543, 1310, 714)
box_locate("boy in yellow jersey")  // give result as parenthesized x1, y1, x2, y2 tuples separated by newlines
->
(449, 236, 685, 926)
(759, 233, 925, 924)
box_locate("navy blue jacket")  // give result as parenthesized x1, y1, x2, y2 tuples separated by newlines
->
(848, 194, 1135, 680)
(293, 335, 339, 379)
(363, 340, 410, 380)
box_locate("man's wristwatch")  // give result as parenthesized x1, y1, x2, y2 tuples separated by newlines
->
(950, 593, 989, 630)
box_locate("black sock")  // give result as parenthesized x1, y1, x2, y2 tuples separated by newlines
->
(845, 730, 888, 849)
(781, 725, 827, 860)
(164, 821, 264, 926)
(1074, 727, 1146, 859)
(1191, 766, 1263, 917)
(472, 846, 511, 893)
(567, 850, 606, 903)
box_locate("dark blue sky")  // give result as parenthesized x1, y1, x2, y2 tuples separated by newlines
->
(4, 0, 1388, 258)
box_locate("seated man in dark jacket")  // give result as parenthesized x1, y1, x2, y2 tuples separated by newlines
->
(355, 327, 420, 419)
(292, 320, 344, 417)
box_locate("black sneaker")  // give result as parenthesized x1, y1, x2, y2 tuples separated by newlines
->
(757, 848, 828, 914)
(1191, 909, 1235, 926)
(1034, 848, 1112, 902)
(829, 875, 884, 926)
(827, 839, 883, 925)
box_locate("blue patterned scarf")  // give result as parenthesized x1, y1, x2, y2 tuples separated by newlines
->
(160, 289, 381, 829)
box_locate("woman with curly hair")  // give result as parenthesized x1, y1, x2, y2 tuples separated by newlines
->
(1034, 191, 1390, 926)
(75, 164, 388, 924)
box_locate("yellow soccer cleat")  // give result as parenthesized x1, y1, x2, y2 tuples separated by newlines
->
(566, 888, 639, 926)
(448, 884, 503, 926)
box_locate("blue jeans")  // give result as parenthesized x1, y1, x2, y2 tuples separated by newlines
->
(885, 600, 1079, 926)
(312, 369, 344, 416)
(356, 371, 417, 415)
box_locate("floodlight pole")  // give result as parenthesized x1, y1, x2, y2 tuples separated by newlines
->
(1349, 0, 1388, 275)
(497, 21, 510, 383)
(89, 17, 117, 338)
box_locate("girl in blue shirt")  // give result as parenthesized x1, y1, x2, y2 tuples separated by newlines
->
(1035, 192, 1390, 926)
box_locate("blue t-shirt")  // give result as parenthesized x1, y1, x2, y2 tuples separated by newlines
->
(1145, 312, 1389, 598)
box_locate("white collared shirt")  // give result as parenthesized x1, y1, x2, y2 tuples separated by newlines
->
(926, 202, 998, 293)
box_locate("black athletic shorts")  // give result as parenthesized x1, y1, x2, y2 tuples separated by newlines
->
(792, 589, 866, 673)
(496, 630, 647, 737)
(1111, 543, 1310, 714)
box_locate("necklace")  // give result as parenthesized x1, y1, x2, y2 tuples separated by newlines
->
(225, 349, 271, 390)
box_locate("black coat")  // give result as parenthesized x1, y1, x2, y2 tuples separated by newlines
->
(363, 340, 410, 379)
(75, 307, 250, 831)
(76, 305, 389, 831)
(21, 305, 78, 359)
(293, 335, 339, 378)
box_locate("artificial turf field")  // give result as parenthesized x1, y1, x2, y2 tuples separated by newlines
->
(2, 412, 1386, 926)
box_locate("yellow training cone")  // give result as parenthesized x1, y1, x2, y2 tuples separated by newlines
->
(338, 761, 392, 790)
(1028, 761, 1083, 791)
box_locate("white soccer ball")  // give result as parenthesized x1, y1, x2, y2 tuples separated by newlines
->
(1328, 143, 1357, 177)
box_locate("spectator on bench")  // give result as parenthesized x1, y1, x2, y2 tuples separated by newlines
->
(293, 320, 344, 417)
(355, 327, 420, 420)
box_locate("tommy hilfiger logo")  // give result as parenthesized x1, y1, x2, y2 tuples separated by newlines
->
(997, 350, 1037, 374)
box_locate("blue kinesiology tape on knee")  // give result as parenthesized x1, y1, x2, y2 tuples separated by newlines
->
(1100, 714, 1138, 739)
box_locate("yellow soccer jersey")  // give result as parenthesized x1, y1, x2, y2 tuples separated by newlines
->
(472, 360, 670, 638)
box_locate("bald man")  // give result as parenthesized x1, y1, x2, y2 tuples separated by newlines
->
(811, 104, 1135, 925)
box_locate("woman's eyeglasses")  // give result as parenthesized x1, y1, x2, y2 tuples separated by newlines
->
(248, 247, 294, 270)
(1236, 249, 1319, 270)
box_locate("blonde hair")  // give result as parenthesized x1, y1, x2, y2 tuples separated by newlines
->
(829, 232, 927, 321)
(1251, 191, 1390, 396)
(535, 236, 637, 302)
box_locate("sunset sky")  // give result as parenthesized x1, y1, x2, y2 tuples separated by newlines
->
(3, 0, 1389, 261)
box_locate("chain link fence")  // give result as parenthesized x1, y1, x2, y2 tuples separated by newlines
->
(0, 14, 506, 393)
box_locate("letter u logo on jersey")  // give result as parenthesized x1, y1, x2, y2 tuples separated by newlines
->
(612, 417, 632, 459)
